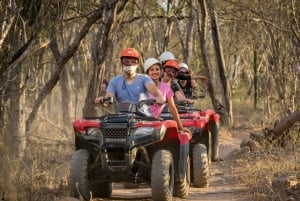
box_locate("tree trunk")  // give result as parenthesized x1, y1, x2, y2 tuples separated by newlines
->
(270, 111, 300, 136)
(82, 0, 128, 117)
(162, 0, 175, 50)
(60, 68, 71, 126)
(3, 76, 26, 158)
(175, 0, 195, 64)
(197, 0, 218, 112)
(206, 0, 231, 126)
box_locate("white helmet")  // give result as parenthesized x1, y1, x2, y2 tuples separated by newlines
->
(143, 58, 161, 73)
(179, 63, 189, 70)
(159, 51, 176, 63)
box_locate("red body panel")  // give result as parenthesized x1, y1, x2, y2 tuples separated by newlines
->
(178, 132, 192, 145)
(178, 108, 220, 133)
(201, 109, 220, 122)
(72, 119, 100, 134)
(135, 120, 167, 129)
(181, 116, 208, 128)
(72, 118, 192, 145)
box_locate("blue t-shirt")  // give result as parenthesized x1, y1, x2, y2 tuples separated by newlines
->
(107, 74, 153, 104)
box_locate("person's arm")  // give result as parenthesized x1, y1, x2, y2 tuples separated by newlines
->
(167, 97, 190, 133)
(174, 91, 186, 101)
(193, 75, 209, 82)
(176, 83, 186, 97)
(172, 81, 194, 104)
(174, 91, 193, 104)
(145, 82, 164, 104)
(176, 72, 209, 82)
(167, 97, 183, 130)
(191, 79, 198, 88)
(95, 77, 116, 104)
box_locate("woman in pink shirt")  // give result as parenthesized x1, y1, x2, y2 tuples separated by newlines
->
(143, 58, 189, 132)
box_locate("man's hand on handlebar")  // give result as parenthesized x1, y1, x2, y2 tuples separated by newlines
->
(94, 96, 104, 104)
(94, 96, 113, 106)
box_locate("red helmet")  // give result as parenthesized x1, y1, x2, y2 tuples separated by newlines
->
(163, 60, 179, 70)
(120, 48, 140, 59)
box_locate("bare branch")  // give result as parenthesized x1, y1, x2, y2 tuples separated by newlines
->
(7, 40, 50, 71)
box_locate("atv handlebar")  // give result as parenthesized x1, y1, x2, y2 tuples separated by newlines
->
(138, 99, 160, 107)
(102, 97, 114, 107)
(175, 100, 192, 106)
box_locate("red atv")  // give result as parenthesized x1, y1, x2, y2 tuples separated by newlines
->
(69, 98, 192, 201)
(161, 102, 210, 188)
(175, 101, 220, 164)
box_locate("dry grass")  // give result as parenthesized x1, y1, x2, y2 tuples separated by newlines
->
(0, 140, 73, 201)
(228, 88, 300, 201)
(239, 141, 300, 201)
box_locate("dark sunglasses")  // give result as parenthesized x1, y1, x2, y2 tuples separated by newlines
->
(163, 68, 178, 78)
(164, 67, 178, 74)
(121, 58, 139, 65)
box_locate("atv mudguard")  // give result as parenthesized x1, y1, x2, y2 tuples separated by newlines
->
(161, 120, 192, 181)
(177, 131, 191, 181)
(72, 119, 100, 133)
(201, 109, 220, 125)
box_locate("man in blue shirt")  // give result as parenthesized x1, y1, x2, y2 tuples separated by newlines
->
(95, 48, 164, 105)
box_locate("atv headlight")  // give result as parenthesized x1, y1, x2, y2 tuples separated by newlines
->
(86, 128, 101, 136)
(133, 127, 155, 138)
(129, 127, 162, 146)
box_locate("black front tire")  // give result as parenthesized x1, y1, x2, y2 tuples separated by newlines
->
(210, 120, 220, 161)
(192, 143, 209, 188)
(69, 149, 91, 201)
(173, 155, 190, 198)
(69, 149, 112, 200)
(151, 150, 174, 201)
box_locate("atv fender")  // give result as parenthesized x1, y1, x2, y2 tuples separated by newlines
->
(72, 119, 100, 133)
(202, 109, 220, 125)
(178, 132, 192, 181)
(160, 121, 192, 182)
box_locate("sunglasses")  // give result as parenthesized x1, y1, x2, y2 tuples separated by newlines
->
(164, 67, 178, 77)
(164, 67, 178, 74)
(121, 57, 139, 66)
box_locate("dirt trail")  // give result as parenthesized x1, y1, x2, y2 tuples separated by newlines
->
(92, 128, 252, 201)
(186, 128, 250, 201)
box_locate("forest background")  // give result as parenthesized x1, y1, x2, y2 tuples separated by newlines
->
(0, 0, 299, 200)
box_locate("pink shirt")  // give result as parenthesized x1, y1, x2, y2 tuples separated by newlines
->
(149, 82, 174, 117)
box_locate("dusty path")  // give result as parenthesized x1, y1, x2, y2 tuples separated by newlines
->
(92, 128, 252, 201)
(187, 128, 250, 201)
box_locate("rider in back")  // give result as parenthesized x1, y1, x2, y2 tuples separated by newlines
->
(143, 57, 190, 133)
